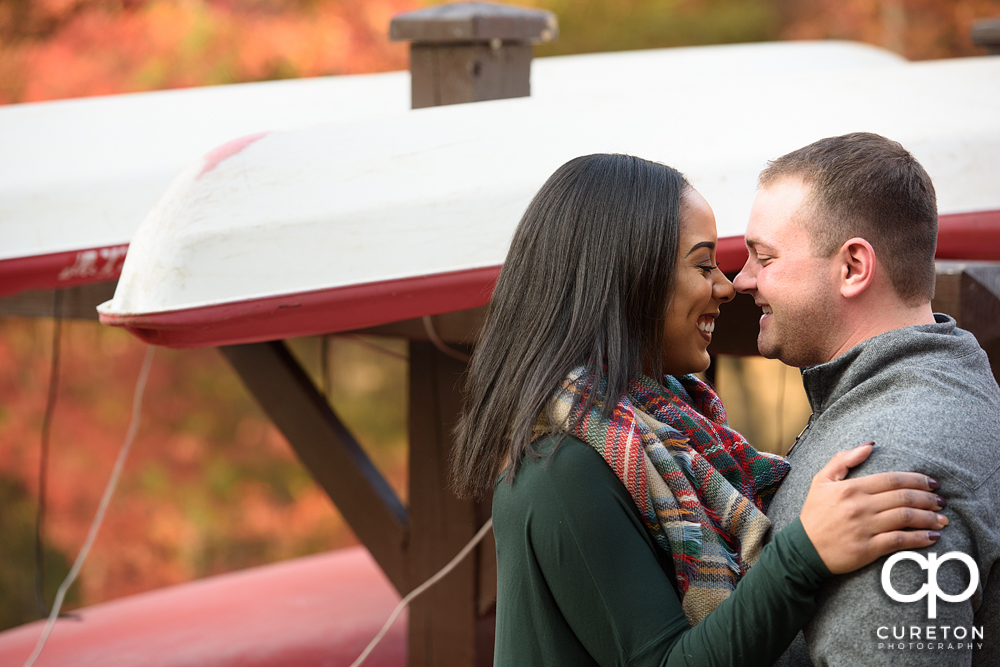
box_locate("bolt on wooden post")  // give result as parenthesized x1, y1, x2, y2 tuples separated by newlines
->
(390, 1, 558, 109)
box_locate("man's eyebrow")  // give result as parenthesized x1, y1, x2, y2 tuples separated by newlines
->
(685, 241, 715, 257)
(744, 237, 772, 252)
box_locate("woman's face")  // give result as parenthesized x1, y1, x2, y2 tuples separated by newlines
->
(660, 188, 735, 375)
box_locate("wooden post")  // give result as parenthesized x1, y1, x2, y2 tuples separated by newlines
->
(390, 2, 557, 109)
(387, 6, 555, 665)
(407, 342, 495, 667)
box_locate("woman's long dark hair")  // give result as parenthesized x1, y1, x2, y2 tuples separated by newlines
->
(451, 154, 689, 500)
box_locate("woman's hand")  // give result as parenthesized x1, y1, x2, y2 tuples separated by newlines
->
(799, 443, 947, 575)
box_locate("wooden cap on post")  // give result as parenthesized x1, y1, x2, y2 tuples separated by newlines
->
(972, 18, 1000, 55)
(390, 2, 558, 109)
(390, 1, 557, 44)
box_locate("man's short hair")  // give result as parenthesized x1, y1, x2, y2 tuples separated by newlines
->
(759, 132, 937, 303)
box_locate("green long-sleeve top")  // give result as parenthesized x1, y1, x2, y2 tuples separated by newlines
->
(492, 434, 832, 667)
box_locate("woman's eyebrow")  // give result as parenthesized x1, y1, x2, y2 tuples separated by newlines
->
(685, 241, 715, 257)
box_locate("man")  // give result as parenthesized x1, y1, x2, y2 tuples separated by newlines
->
(734, 132, 1000, 666)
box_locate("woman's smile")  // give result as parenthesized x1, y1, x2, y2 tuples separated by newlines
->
(696, 314, 717, 341)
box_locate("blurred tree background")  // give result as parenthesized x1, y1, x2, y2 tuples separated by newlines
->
(1, 0, 997, 104)
(0, 319, 408, 630)
(1, 0, 998, 632)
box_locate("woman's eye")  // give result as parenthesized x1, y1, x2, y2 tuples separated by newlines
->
(699, 264, 717, 274)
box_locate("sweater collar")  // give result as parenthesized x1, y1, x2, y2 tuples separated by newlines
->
(799, 314, 957, 415)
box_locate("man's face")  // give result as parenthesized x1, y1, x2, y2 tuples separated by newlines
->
(733, 177, 841, 368)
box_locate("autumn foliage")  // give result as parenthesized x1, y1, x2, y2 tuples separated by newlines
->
(1, 0, 997, 104)
(0, 0, 417, 104)
(778, 0, 1000, 59)
(0, 319, 407, 630)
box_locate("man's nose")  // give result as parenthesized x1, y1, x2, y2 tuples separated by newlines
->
(733, 260, 755, 294)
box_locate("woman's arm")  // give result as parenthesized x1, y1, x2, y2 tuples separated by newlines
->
(509, 438, 815, 667)
(663, 519, 825, 667)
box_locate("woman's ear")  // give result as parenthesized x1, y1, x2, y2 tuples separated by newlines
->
(838, 237, 876, 299)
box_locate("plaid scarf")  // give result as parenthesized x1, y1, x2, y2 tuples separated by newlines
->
(539, 367, 790, 625)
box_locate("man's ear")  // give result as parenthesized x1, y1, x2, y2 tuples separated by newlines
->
(838, 237, 876, 299)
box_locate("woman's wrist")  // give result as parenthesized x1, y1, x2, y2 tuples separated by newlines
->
(774, 517, 833, 580)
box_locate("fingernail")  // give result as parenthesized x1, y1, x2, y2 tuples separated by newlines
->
(937, 514, 949, 527)
(929, 531, 942, 541)
(855, 441, 875, 449)
(927, 477, 940, 490)
(936, 496, 947, 509)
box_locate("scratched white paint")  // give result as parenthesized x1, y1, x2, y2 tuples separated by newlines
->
(0, 72, 409, 262)
(98, 55, 1000, 318)
(58, 245, 129, 281)
(1, 41, 902, 264)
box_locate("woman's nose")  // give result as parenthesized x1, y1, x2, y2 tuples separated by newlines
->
(715, 273, 735, 302)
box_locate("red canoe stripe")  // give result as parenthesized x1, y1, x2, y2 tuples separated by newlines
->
(2, 209, 997, 349)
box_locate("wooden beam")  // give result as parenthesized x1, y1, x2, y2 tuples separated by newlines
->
(355, 308, 488, 345)
(407, 341, 494, 667)
(0, 281, 117, 320)
(220, 341, 409, 593)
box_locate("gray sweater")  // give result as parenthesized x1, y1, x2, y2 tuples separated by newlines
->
(768, 315, 1000, 667)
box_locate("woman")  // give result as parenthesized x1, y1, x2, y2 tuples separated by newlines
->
(451, 154, 947, 666)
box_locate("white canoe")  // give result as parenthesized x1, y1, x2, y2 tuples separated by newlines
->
(95, 49, 1000, 348)
(0, 41, 905, 297)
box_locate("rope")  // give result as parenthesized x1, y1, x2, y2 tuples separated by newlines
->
(34, 292, 63, 617)
(23, 346, 156, 667)
(349, 518, 493, 667)
(421, 316, 471, 363)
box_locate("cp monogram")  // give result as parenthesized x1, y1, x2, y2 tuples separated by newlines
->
(881, 551, 979, 619)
